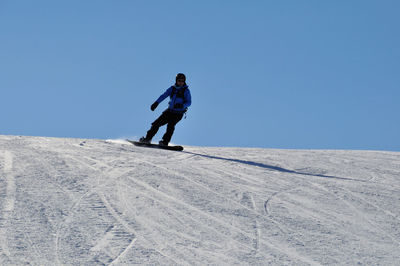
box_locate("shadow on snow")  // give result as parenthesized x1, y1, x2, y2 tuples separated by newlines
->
(184, 151, 365, 182)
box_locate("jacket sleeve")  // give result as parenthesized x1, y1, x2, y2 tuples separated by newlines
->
(183, 89, 192, 109)
(155, 87, 173, 103)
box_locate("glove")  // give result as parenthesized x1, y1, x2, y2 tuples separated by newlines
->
(150, 101, 159, 111)
(174, 103, 183, 109)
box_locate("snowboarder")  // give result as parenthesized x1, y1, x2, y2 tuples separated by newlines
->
(139, 73, 192, 146)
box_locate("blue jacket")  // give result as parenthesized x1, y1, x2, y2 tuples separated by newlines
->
(155, 85, 191, 113)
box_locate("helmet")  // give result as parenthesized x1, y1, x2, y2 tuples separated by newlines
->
(176, 73, 186, 82)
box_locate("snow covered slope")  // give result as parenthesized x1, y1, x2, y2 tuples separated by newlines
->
(0, 135, 399, 265)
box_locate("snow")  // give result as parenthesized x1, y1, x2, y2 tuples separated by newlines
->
(0, 135, 399, 265)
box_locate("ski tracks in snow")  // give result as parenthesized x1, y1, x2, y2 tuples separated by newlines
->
(54, 154, 138, 265)
(1, 151, 14, 212)
(1, 136, 400, 265)
(132, 154, 321, 265)
(0, 151, 14, 259)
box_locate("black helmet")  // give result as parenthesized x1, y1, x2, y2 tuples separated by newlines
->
(176, 73, 186, 82)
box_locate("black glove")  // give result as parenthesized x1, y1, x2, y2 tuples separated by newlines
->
(150, 101, 159, 111)
(174, 103, 183, 109)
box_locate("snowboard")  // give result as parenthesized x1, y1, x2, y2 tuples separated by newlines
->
(126, 140, 184, 151)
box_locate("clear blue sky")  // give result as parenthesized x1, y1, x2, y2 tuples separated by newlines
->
(1, 1, 399, 151)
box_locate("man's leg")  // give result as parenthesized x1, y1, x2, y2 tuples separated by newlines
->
(145, 111, 169, 141)
(162, 113, 184, 144)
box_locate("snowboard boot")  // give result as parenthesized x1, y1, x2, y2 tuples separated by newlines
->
(158, 140, 168, 146)
(139, 137, 151, 144)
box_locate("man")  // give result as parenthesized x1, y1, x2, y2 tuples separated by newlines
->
(139, 73, 192, 146)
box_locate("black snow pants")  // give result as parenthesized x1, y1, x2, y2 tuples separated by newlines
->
(145, 110, 184, 144)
